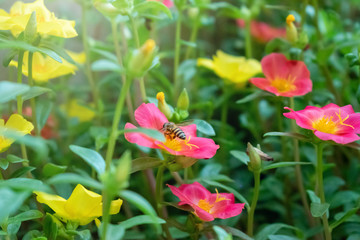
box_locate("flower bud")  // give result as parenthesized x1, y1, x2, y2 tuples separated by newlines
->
(187, 7, 199, 20)
(246, 143, 262, 172)
(94, 0, 121, 18)
(111, 0, 134, 15)
(128, 39, 157, 77)
(286, 14, 298, 44)
(177, 88, 189, 111)
(115, 150, 131, 189)
(24, 12, 37, 44)
(157, 92, 173, 119)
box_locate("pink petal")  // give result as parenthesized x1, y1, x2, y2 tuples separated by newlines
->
(193, 206, 215, 221)
(180, 124, 197, 137)
(134, 103, 168, 130)
(314, 131, 360, 144)
(168, 182, 211, 206)
(283, 107, 322, 130)
(178, 137, 220, 159)
(340, 105, 355, 114)
(124, 123, 159, 149)
(212, 203, 245, 219)
(162, 0, 173, 8)
(290, 77, 313, 96)
(342, 113, 360, 133)
(250, 77, 272, 92)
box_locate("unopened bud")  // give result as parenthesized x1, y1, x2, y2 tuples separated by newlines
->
(24, 12, 37, 44)
(111, 0, 134, 15)
(286, 14, 298, 44)
(115, 150, 131, 189)
(187, 7, 199, 20)
(94, 0, 121, 18)
(246, 143, 262, 172)
(177, 88, 189, 111)
(157, 92, 173, 119)
(128, 39, 157, 77)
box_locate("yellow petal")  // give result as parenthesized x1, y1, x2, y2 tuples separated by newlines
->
(65, 100, 95, 122)
(95, 218, 101, 228)
(5, 114, 34, 135)
(34, 191, 70, 219)
(64, 184, 102, 220)
(197, 58, 215, 70)
(38, 19, 78, 38)
(66, 51, 86, 64)
(0, 119, 4, 127)
(109, 199, 123, 214)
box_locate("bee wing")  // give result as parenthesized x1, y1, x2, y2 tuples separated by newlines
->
(175, 120, 195, 127)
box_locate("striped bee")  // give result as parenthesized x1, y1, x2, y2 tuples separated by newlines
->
(161, 122, 186, 140)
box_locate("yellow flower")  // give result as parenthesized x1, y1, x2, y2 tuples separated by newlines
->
(0, 0, 77, 38)
(197, 50, 262, 86)
(34, 184, 123, 225)
(0, 114, 34, 153)
(65, 100, 96, 122)
(9, 51, 85, 83)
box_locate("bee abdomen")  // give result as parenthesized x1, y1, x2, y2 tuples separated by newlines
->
(174, 128, 186, 140)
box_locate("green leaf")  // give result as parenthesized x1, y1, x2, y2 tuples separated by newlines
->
(103, 224, 124, 240)
(134, 1, 172, 19)
(218, 226, 253, 240)
(37, 48, 62, 63)
(47, 173, 103, 190)
(118, 127, 165, 142)
(230, 150, 249, 165)
(43, 213, 60, 240)
(180, 40, 196, 48)
(91, 59, 122, 72)
(8, 210, 43, 224)
(39, 41, 75, 64)
(193, 119, 216, 136)
(0, 178, 50, 192)
(119, 215, 165, 229)
(69, 145, 105, 175)
(3, 49, 17, 67)
(7, 222, 21, 235)
(330, 206, 360, 230)
(236, 91, 270, 104)
(311, 202, 330, 218)
(307, 190, 321, 204)
(0, 155, 28, 170)
(255, 223, 304, 240)
(316, 45, 335, 65)
(264, 132, 310, 142)
(120, 190, 161, 233)
(261, 162, 311, 172)
(131, 157, 163, 173)
(36, 101, 53, 131)
(265, 38, 291, 54)
(10, 166, 36, 178)
(0, 231, 7, 236)
(42, 163, 67, 178)
(268, 235, 299, 240)
(213, 226, 233, 240)
(0, 188, 30, 224)
(21, 86, 53, 101)
(0, 81, 30, 103)
(201, 179, 250, 210)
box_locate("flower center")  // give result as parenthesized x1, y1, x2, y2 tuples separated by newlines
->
(161, 136, 199, 152)
(270, 78, 297, 93)
(312, 110, 354, 134)
(197, 189, 229, 213)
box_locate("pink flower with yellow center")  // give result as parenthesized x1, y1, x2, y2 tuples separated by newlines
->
(236, 20, 286, 43)
(250, 53, 312, 97)
(124, 103, 219, 159)
(168, 182, 245, 221)
(284, 103, 360, 144)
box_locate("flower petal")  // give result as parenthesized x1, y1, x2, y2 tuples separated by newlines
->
(168, 182, 211, 206)
(283, 106, 322, 130)
(134, 103, 168, 130)
(5, 114, 34, 134)
(314, 131, 360, 144)
(177, 137, 219, 159)
(124, 123, 160, 149)
(211, 203, 245, 219)
(34, 191, 69, 219)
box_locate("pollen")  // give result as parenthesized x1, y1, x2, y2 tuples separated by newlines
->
(286, 14, 295, 25)
(160, 136, 199, 152)
(198, 199, 213, 213)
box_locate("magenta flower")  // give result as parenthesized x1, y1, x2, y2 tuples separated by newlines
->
(124, 103, 219, 159)
(168, 182, 245, 221)
(284, 103, 360, 144)
(236, 20, 286, 43)
(250, 53, 312, 97)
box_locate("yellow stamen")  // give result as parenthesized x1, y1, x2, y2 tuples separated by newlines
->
(335, 110, 355, 129)
(286, 14, 295, 25)
(156, 92, 165, 103)
(215, 188, 229, 202)
(270, 77, 297, 93)
(198, 199, 213, 212)
(160, 136, 199, 152)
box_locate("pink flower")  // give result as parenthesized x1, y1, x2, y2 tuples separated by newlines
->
(124, 103, 219, 159)
(250, 53, 312, 97)
(147, 0, 173, 8)
(284, 103, 360, 144)
(236, 20, 286, 43)
(168, 182, 245, 221)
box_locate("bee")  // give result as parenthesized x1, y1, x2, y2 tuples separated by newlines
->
(161, 122, 186, 140)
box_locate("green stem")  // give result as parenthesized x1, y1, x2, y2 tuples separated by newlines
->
(174, 8, 183, 99)
(247, 170, 260, 237)
(82, 3, 100, 120)
(244, 18, 252, 59)
(315, 143, 332, 240)
(101, 190, 112, 240)
(184, 14, 200, 60)
(27, 52, 39, 136)
(111, 19, 135, 123)
(155, 165, 173, 240)
(16, 51, 29, 163)
(128, 14, 147, 102)
(289, 98, 318, 231)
